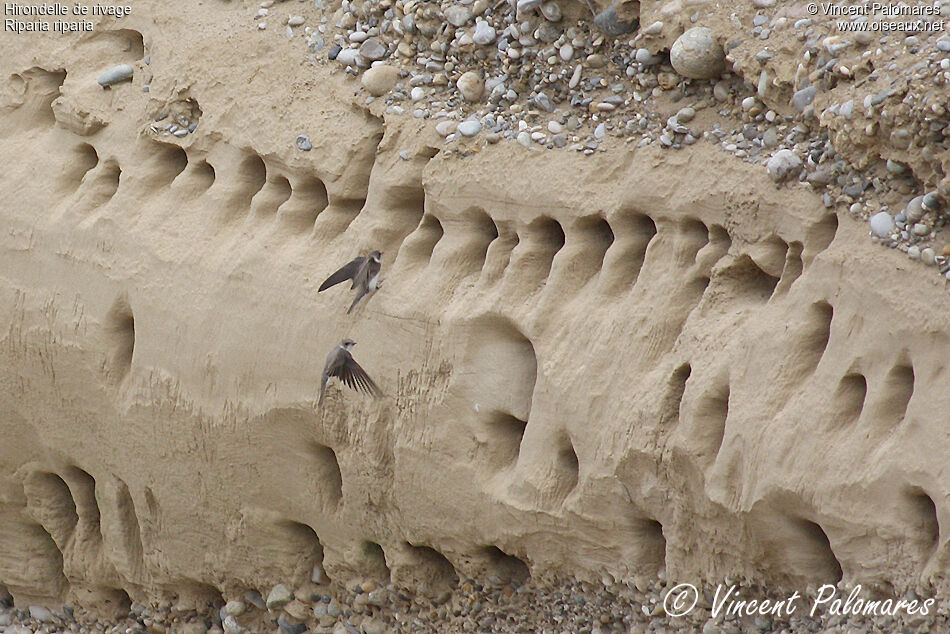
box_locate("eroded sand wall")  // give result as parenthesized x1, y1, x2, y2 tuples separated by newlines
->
(2, 1, 950, 612)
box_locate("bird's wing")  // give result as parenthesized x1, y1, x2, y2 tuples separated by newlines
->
(318, 257, 364, 292)
(354, 257, 373, 288)
(339, 354, 384, 398)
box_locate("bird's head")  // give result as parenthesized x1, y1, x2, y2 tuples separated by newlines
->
(368, 250, 382, 262)
(341, 339, 357, 350)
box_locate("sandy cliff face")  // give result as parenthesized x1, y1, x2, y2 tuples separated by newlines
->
(2, 0, 950, 617)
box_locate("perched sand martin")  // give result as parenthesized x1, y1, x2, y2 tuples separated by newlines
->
(319, 339, 384, 405)
(318, 251, 382, 314)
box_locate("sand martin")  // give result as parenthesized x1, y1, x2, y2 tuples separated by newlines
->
(319, 339, 384, 405)
(318, 251, 382, 314)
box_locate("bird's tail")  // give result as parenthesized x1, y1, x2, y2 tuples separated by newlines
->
(347, 292, 364, 314)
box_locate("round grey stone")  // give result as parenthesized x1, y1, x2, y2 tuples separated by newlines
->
(296, 134, 312, 151)
(670, 27, 725, 79)
(540, 1, 562, 21)
(905, 196, 924, 222)
(766, 149, 802, 182)
(869, 212, 895, 238)
(676, 107, 696, 122)
(458, 120, 483, 137)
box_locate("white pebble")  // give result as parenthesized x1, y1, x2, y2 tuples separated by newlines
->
(869, 211, 895, 238)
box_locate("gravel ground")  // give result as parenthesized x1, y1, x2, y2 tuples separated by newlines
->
(3, 574, 948, 633)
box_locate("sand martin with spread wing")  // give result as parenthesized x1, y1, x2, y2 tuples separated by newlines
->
(319, 339, 384, 405)
(318, 250, 382, 314)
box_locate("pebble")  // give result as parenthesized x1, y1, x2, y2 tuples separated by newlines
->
(359, 38, 388, 61)
(336, 48, 362, 67)
(922, 248, 936, 265)
(277, 616, 307, 634)
(676, 107, 696, 122)
(671, 27, 725, 79)
(435, 120, 458, 136)
(923, 192, 942, 211)
(713, 80, 730, 101)
(792, 86, 817, 112)
(870, 211, 895, 238)
(516, 0, 542, 12)
(245, 590, 266, 610)
(288, 15, 305, 26)
(594, 122, 606, 139)
(473, 21, 496, 45)
(534, 91, 555, 111)
(224, 601, 246, 616)
(766, 149, 802, 182)
(361, 64, 400, 96)
(222, 616, 245, 634)
(905, 196, 924, 222)
(569, 64, 582, 89)
(296, 134, 312, 151)
(458, 120, 483, 136)
(97, 64, 134, 86)
(267, 584, 293, 609)
(444, 5, 472, 27)
(457, 70, 484, 102)
(540, 1, 562, 22)
(28, 606, 54, 622)
(517, 131, 532, 146)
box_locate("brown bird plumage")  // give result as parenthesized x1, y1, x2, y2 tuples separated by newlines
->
(318, 251, 382, 314)
(318, 339, 384, 405)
